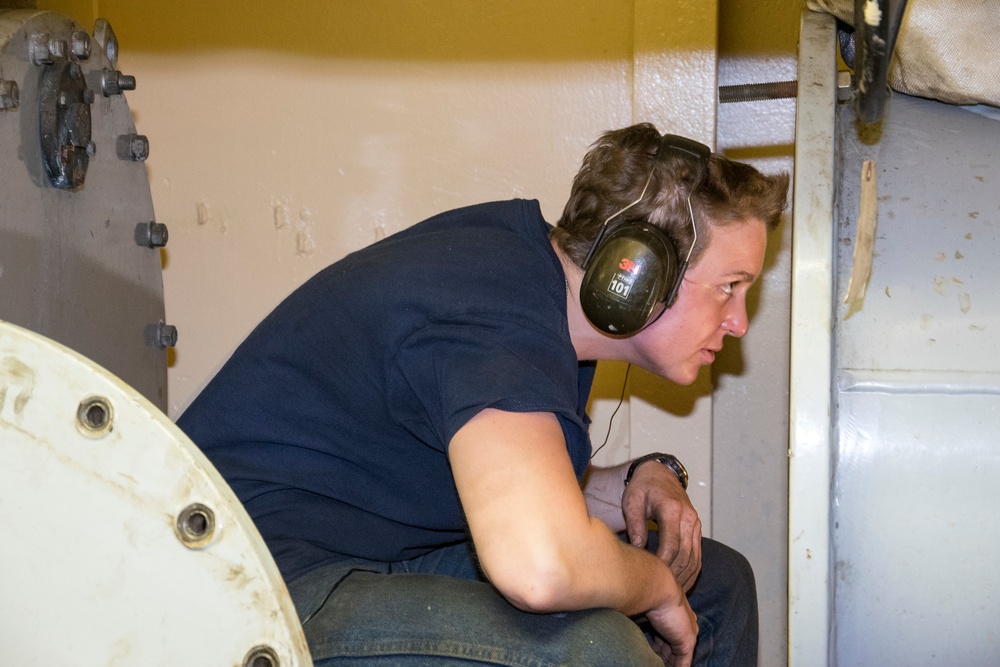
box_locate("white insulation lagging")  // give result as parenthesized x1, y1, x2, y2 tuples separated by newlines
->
(807, 0, 1000, 107)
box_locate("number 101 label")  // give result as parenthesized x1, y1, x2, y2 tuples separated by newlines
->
(607, 273, 633, 299)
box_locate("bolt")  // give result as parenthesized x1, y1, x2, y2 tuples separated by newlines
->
(70, 31, 92, 60)
(48, 39, 68, 61)
(86, 142, 97, 157)
(156, 321, 178, 349)
(719, 80, 798, 104)
(135, 221, 169, 248)
(126, 133, 149, 161)
(82, 88, 95, 104)
(101, 68, 136, 96)
(57, 90, 70, 107)
(29, 32, 53, 65)
(837, 70, 853, 103)
(0, 80, 18, 110)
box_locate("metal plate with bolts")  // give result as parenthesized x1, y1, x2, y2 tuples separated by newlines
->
(0, 320, 313, 666)
(0, 9, 170, 412)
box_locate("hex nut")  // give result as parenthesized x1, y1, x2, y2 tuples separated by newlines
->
(129, 134, 149, 161)
(157, 321, 178, 349)
(0, 80, 18, 110)
(71, 30, 92, 60)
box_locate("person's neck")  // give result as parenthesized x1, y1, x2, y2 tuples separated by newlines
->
(551, 239, 622, 362)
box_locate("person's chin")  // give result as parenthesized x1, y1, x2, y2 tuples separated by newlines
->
(665, 363, 703, 386)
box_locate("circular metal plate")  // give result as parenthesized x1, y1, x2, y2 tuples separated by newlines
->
(0, 320, 312, 666)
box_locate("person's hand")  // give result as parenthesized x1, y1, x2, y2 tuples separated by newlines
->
(622, 460, 703, 591)
(646, 591, 699, 666)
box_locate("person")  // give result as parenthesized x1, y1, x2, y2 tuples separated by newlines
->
(177, 122, 789, 666)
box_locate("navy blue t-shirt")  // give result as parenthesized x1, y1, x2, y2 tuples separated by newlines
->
(177, 199, 595, 583)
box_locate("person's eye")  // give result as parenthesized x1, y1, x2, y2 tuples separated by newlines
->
(720, 282, 736, 296)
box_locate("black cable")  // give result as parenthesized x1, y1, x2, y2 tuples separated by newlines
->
(590, 363, 631, 459)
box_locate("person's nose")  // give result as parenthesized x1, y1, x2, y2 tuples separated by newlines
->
(723, 297, 749, 338)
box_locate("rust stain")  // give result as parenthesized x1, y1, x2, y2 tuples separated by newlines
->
(227, 563, 253, 589)
(932, 275, 947, 296)
(0, 356, 35, 421)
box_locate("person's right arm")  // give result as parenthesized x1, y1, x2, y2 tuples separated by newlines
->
(449, 408, 697, 665)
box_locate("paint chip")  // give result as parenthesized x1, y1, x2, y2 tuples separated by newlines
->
(196, 202, 210, 226)
(844, 160, 878, 311)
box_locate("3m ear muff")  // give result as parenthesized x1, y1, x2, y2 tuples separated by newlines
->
(579, 134, 710, 336)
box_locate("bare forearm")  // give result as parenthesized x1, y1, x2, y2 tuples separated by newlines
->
(450, 409, 695, 657)
(542, 515, 684, 617)
(582, 463, 629, 532)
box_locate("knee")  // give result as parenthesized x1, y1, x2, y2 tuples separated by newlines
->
(560, 608, 661, 667)
(701, 538, 757, 603)
(560, 609, 663, 667)
(693, 538, 758, 633)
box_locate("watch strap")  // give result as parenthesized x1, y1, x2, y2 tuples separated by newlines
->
(623, 452, 689, 490)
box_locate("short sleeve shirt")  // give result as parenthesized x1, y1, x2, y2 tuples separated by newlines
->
(177, 199, 594, 582)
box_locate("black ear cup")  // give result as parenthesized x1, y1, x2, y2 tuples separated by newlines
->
(579, 222, 679, 336)
(577, 133, 710, 336)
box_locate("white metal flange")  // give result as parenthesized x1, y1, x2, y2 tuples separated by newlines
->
(0, 319, 312, 666)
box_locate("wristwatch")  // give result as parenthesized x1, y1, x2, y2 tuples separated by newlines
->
(623, 452, 689, 490)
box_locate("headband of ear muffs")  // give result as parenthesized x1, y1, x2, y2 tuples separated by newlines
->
(578, 134, 711, 336)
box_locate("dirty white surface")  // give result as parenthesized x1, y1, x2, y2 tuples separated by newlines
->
(0, 320, 311, 666)
(788, 10, 837, 666)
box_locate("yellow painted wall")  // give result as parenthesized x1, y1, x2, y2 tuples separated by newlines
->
(36, 0, 726, 430)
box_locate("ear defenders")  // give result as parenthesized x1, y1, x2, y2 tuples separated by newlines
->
(578, 134, 710, 336)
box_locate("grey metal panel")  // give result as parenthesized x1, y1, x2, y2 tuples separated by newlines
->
(834, 385, 1000, 666)
(832, 93, 1000, 664)
(834, 95, 1000, 375)
(0, 9, 167, 410)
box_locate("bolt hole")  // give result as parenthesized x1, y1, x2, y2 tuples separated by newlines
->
(243, 646, 279, 667)
(175, 503, 215, 548)
(76, 396, 113, 437)
(84, 403, 107, 429)
(184, 510, 208, 537)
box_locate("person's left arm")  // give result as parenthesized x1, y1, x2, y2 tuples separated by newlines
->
(583, 459, 703, 592)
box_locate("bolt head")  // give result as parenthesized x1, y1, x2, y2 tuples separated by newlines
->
(71, 31, 92, 60)
(101, 68, 120, 96)
(157, 322, 178, 349)
(29, 32, 53, 65)
(48, 39, 68, 61)
(0, 80, 18, 110)
(129, 134, 149, 161)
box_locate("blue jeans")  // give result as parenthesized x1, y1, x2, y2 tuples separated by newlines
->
(288, 535, 757, 666)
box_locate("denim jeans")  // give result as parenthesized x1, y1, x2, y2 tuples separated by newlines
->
(288, 535, 757, 666)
